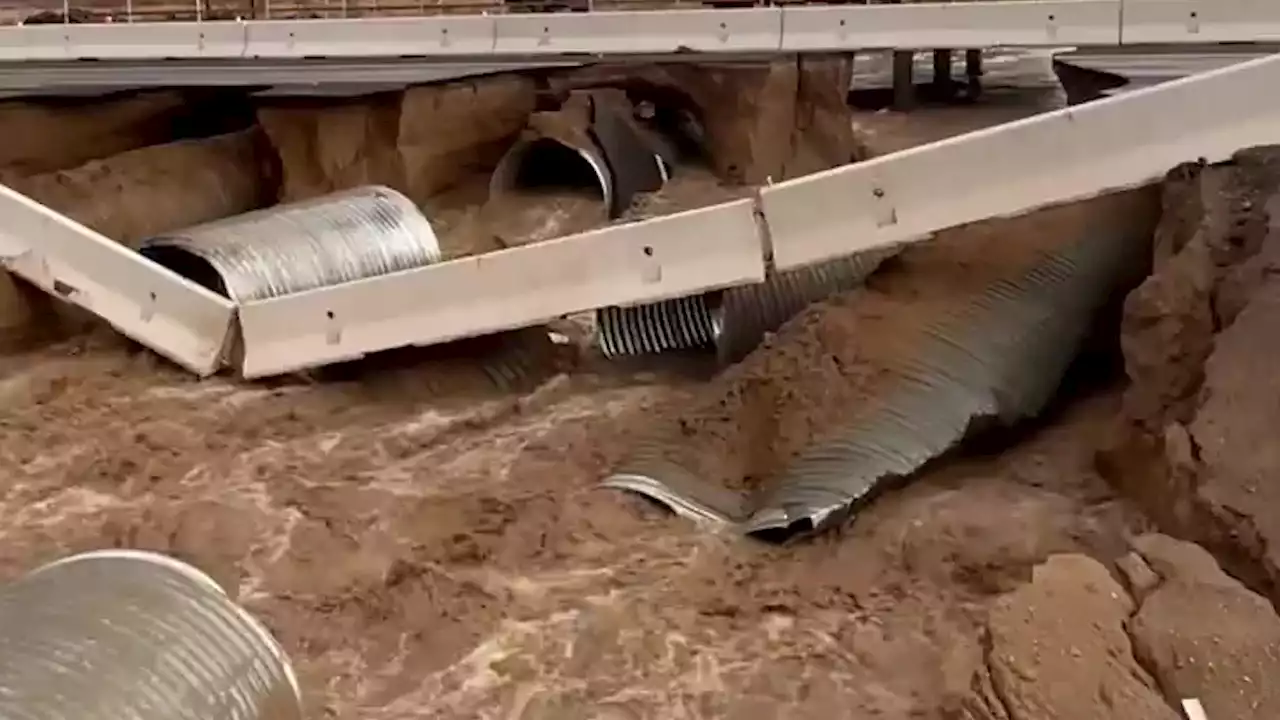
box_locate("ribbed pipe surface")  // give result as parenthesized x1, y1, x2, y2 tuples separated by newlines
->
(490, 136, 614, 216)
(603, 211, 1150, 537)
(744, 231, 1138, 534)
(596, 295, 720, 358)
(595, 250, 896, 363)
(139, 185, 441, 303)
(0, 549, 301, 720)
(716, 249, 898, 365)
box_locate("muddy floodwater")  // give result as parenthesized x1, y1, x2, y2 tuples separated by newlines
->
(1, 49, 1279, 720)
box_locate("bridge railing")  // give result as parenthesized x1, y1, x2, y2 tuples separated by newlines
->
(0, 0, 913, 25)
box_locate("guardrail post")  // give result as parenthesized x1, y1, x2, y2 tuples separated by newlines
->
(892, 50, 915, 110)
(932, 49, 954, 99)
(965, 49, 983, 99)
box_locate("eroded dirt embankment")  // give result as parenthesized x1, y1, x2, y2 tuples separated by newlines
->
(0, 92, 192, 179)
(12, 128, 278, 246)
(1101, 148, 1280, 605)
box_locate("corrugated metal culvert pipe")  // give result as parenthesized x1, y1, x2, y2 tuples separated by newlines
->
(0, 549, 301, 720)
(138, 185, 442, 303)
(596, 249, 899, 365)
(603, 200, 1154, 537)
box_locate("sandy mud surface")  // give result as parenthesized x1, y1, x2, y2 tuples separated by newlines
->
(1, 59, 1279, 720)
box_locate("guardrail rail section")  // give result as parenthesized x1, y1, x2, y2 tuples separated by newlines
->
(0, 1, 1278, 63)
(759, 50, 1280, 270)
(0, 183, 236, 375)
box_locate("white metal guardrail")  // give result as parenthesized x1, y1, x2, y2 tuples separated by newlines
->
(237, 200, 764, 377)
(1120, 0, 1280, 45)
(758, 49, 1280, 269)
(0, 59, 582, 95)
(0, 184, 235, 375)
(0, 1, 1278, 63)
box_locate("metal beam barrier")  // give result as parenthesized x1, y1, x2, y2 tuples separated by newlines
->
(779, 0, 1120, 52)
(243, 16, 495, 57)
(0, 184, 236, 376)
(237, 199, 765, 378)
(0, 21, 247, 61)
(0, 2, 1279, 62)
(1120, 0, 1280, 45)
(758, 51, 1280, 270)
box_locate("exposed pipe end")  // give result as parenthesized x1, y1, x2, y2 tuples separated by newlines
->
(28, 549, 228, 595)
(139, 185, 441, 305)
(600, 473, 736, 528)
(139, 242, 233, 299)
(594, 295, 718, 359)
(595, 251, 899, 364)
(489, 136, 613, 213)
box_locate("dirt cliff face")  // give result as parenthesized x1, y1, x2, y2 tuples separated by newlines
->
(0, 92, 193, 178)
(253, 57, 858, 212)
(555, 55, 862, 185)
(1101, 147, 1280, 605)
(256, 75, 537, 206)
(11, 128, 278, 247)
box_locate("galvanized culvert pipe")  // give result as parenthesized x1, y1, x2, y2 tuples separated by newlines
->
(0, 549, 301, 720)
(138, 185, 441, 303)
(603, 204, 1154, 538)
(595, 249, 899, 366)
(490, 135, 615, 215)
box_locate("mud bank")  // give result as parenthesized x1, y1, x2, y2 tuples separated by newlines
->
(555, 55, 863, 184)
(256, 75, 537, 206)
(1101, 148, 1280, 605)
(12, 128, 278, 246)
(0, 92, 191, 178)
(258, 57, 861, 215)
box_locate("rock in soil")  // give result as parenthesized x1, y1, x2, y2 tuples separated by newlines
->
(960, 554, 1177, 720)
(1123, 534, 1280, 719)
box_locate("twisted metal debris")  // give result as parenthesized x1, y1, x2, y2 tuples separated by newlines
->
(0, 549, 301, 720)
(604, 209, 1151, 536)
(139, 185, 441, 303)
(596, 250, 898, 365)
